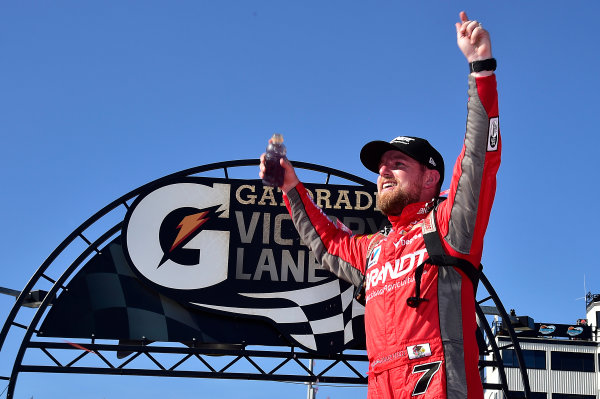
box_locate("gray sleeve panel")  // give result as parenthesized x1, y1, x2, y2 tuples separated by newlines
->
(445, 75, 489, 254)
(437, 266, 468, 399)
(287, 186, 365, 287)
(320, 253, 365, 287)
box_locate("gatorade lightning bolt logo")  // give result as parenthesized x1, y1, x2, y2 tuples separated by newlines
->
(124, 181, 231, 290)
(170, 211, 211, 252)
(158, 205, 226, 268)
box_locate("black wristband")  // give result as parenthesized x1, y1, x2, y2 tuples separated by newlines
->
(469, 58, 497, 73)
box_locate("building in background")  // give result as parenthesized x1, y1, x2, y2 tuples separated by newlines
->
(484, 293, 600, 399)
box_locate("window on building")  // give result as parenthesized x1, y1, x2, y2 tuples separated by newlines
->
(550, 351, 595, 372)
(506, 391, 547, 399)
(502, 349, 546, 369)
(552, 394, 596, 399)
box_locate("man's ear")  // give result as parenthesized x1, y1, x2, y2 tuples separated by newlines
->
(423, 169, 441, 189)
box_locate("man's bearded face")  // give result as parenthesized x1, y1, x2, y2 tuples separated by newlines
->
(376, 151, 426, 216)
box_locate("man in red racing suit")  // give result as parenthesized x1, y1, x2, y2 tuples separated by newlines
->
(260, 12, 499, 399)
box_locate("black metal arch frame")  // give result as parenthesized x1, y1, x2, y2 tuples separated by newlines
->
(0, 159, 530, 399)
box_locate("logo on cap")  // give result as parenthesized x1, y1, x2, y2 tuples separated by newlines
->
(392, 137, 415, 145)
(428, 157, 436, 167)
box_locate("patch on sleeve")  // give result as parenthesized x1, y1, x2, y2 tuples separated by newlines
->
(407, 343, 432, 360)
(487, 117, 499, 152)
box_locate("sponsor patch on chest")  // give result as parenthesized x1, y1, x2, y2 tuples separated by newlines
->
(366, 248, 427, 290)
(367, 245, 382, 268)
(422, 215, 435, 234)
(393, 233, 423, 248)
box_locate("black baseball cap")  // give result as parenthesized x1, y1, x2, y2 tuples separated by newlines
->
(360, 136, 445, 184)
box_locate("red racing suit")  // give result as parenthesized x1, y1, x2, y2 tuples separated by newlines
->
(284, 74, 500, 399)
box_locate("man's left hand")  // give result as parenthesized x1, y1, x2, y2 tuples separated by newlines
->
(455, 11, 492, 64)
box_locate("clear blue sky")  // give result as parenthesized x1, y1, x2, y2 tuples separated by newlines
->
(1, 1, 599, 398)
